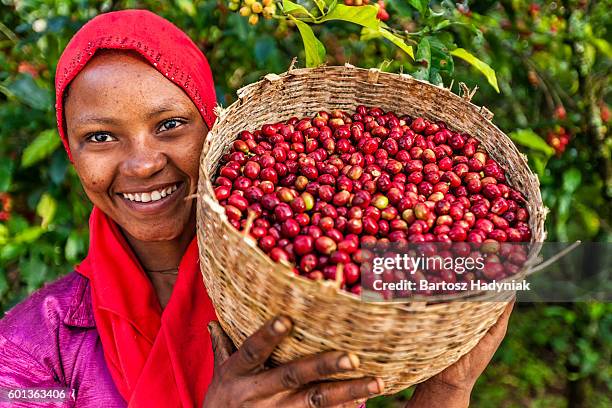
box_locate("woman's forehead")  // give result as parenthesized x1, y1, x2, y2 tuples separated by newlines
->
(73, 50, 164, 86)
(65, 50, 196, 117)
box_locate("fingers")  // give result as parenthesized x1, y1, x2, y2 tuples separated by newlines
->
(208, 321, 235, 369)
(285, 377, 384, 408)
(462, 298, 515, 378)
(225, 315, 293, 375)
(482, 298, 515, 351)
(249, 351, 361, 398)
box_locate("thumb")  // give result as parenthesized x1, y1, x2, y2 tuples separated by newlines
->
(208, 321, 235, 369)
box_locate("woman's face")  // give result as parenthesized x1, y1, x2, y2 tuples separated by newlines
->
(64, 51, 207, 242)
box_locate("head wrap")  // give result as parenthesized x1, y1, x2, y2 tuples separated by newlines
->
(55, 9, 217, 160)
(55, 10, 218, 407)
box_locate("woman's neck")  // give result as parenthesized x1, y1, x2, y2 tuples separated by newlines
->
(121, 214, 196, 309)
(126, 232, 193, 272)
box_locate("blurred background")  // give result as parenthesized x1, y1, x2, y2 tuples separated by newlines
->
(0, 0, 610, 406)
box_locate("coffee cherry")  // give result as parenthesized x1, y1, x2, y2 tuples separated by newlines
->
(294, 235, 315, 255)
(315, 236, 337, 255)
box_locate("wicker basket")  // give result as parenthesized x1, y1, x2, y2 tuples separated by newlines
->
(196, 64, 546, 394)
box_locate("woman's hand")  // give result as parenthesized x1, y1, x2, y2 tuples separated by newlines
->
(406, 299, 515, 408)
(203, 315, 384, 407)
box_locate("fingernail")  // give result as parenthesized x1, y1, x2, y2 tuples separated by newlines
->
(368, 378, 384, 395)
(272, 317, 289, 334)
(338, 353, 360, 370)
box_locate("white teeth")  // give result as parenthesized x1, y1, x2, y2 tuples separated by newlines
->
(121, 184, 179, 203)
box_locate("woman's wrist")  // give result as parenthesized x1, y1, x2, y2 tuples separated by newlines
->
(405, 379, 472, 408)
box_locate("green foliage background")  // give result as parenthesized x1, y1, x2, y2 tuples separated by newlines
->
(0, 0, 610, 406)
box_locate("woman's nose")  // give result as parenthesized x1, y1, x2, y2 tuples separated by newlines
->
(120, 139, 167, 179)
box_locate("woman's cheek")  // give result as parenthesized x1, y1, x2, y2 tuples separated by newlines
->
(74, 156, 115, 197)
(175, 133, 206, 179)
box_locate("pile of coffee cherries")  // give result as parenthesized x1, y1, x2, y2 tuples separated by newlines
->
(213, 106, 532, 295)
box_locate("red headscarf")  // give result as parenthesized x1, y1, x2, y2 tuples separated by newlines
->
(55, 10, 218, 407)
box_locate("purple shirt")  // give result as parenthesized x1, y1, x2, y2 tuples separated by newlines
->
(0, 272, 125, 407)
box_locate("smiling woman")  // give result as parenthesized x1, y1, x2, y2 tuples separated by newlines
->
(0, 9, 514, 408)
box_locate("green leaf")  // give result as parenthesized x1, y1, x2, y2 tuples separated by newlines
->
(65, 231, 86, 262)
(385, 0, 412, 16)
(591, 38, 612, 58)
(433, 20, 451, 31)
(556, 194, 571, 240)
(21, 129, 61, 168)
(175, 0, 196, 16)
(530, 153, 550, 178)
(407, 0, 428, 15)
(291, 18, 326, 67)
(14, 226, 44, 244)
(20, 255, 48, 290)
(6, 214, 28, 235)
(413, 37, 431, 81)
(283, 0, 312, 17)
(416, 37, 431, 66)
(0, 224, 8, 246)
(0, 271, 8, 297)
(319, 4, 380, 30)
(313, 0, 326, 13)
(575, 203, 600, 237)
(360, 26, 379, 41)
(451, 48, 499, 93)
(36, 193, 57, 228)
(0, 21, 18, 43)
(379, 29, 414, 58)
(49, 151, 68, 185)
(429, 70, 443, 86)
(562, 168, 582, 194)
(5, 74, 51, 111)
(361, 27, 414, 59)
(508, 129, 555, 156)
(428, 35, 453, 74)
(0, 159, 13, 192)
(0, 243, 24, 261)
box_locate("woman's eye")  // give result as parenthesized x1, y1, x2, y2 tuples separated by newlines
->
(86, 133, 115, 143)
(159, 119, 184, 132)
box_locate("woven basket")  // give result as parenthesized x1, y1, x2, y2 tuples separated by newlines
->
(196, 65, 546, 394)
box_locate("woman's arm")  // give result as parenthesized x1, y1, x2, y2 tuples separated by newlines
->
(406, 300, 515, 408)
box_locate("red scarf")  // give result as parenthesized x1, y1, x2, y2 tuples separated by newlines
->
(77, 208, 217, 407)
(55, 10, 219, 407)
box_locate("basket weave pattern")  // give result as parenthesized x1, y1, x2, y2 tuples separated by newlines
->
(197, 65, 546, 394)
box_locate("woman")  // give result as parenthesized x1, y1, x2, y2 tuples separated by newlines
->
(0, 10, 514, 408)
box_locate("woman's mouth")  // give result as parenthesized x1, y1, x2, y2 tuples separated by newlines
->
(121, 183, 179, 203)
(116, 182, 186, 214)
